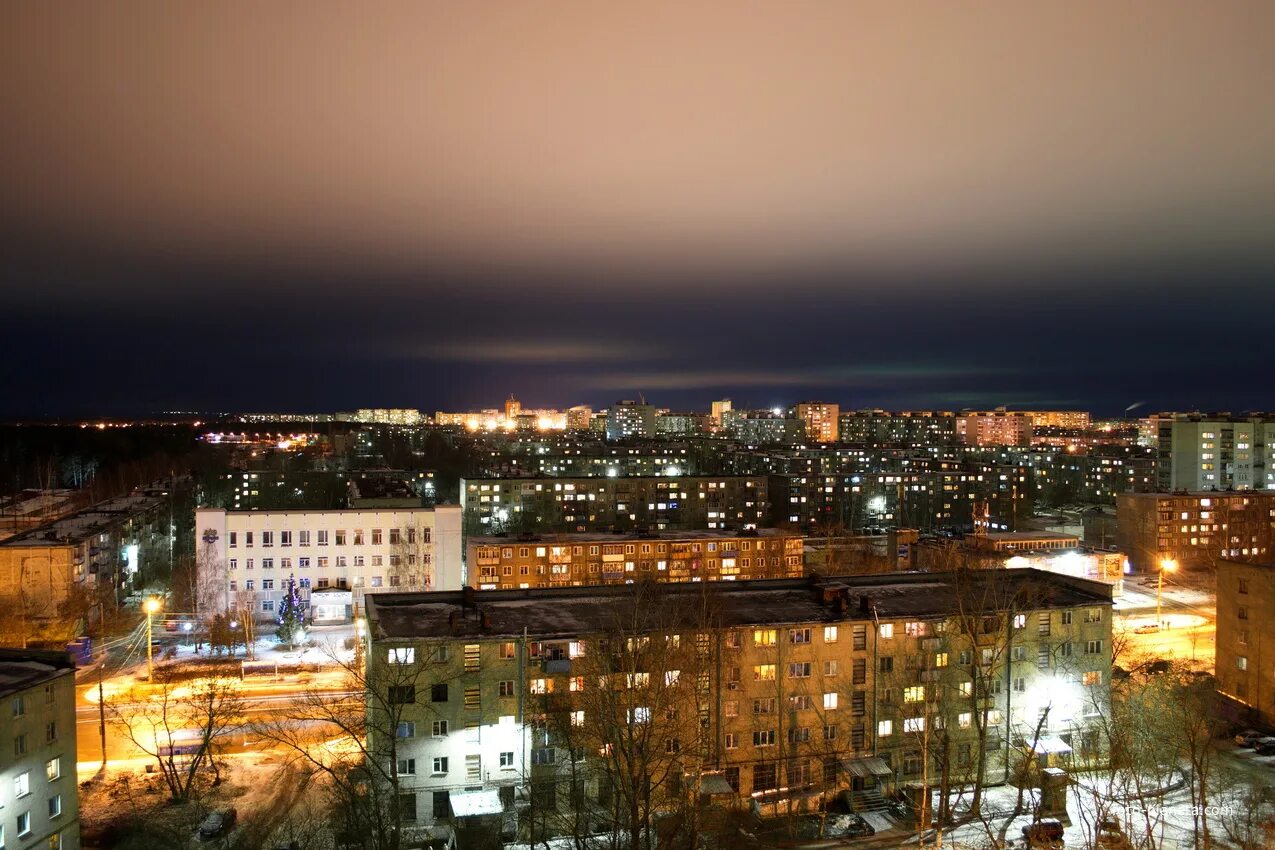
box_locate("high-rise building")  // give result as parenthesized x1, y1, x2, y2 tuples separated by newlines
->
(0, 649, 80, 850)
(605, 401, 656, 441)
(504, 395, 522, 421)
(711, 398, 733, 427)
(795, 402, 840, 443)
(1027, 411, 1092, 430)
(1154, 413, 1275, 491)
(956, 409, 1033, 446)
(565, 406, 594, 431)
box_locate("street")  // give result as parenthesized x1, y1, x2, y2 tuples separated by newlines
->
(1114, 573, 1216, 668)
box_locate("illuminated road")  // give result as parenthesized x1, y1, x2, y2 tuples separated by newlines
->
(1114, 574, 1216, 669)
(75, 675, 359, 767)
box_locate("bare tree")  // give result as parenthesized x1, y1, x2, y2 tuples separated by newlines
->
(252, 640, 459, 850)
(108, 672, 244, 802)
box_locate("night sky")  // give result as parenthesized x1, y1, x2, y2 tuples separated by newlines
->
(3, 2, 1274, 418)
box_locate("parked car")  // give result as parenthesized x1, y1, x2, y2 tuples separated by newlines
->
(1235, 729, 1267, 747)
(197, 808, 237, 841)
(1253, 739, 1275, 756)
(844, 815, 875, 837)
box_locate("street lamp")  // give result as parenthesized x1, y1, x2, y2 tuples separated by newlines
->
(1156, 558, 1177, 628)
(143, 597, 162, 680)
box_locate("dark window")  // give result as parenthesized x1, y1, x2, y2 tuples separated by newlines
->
(431, 683, 448, 702)
(399, 793, 417, 822)
(431, 790, 451, 820)
(753, 762, 778, 792)
(388, 685, 415, 705)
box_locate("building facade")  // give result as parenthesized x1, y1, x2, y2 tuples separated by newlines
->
(466, 529, 803, 589)
(794, 403, 840, 444)
(364, 571, 1114, 832)
(605, 402, 656, 441)
(0, 492, 171, 627)
(1216, 559, 1275, 726)
(1155, 414, 1275, 492)
(195, 506, 462, 619)
(0, 649, 79, 850)
(955, 410, 1033, 447)
(461, 476, 769, 534)
(1115, 491, 1275, 571)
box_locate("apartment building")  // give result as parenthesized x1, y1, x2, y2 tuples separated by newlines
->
(605, 401, 656, 441)
(1115, 491, 1275, 571)
(1216, 559, 1275, 726)
(465, 529, 804, 589)
(0, 492, 170, 624)
(1155, 413, 1275, 492)
(723, 411, 806, 446)
(364, 570, 1113, 832)
(654, 412, 711, 436)
(1027, 411, 1092, 430)
(195, 506, 462, 619)
(956, 410, 1033, 447)
(460, 476, 769, 534)
(0, 649, 79, 850)
(794, 403, 840, 444)
(838, 411, 958, 447)
(770, 462, 1033, 533)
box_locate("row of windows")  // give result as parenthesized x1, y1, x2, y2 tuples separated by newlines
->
(228, 527, 430, 548)
(228, 554, 431, 570)
(230, 573, 430, 594)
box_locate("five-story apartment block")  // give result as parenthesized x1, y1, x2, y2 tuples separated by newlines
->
(365, 570, 1113, 831)
(466, 529, 803, 589)
(0, 650, 79, 850)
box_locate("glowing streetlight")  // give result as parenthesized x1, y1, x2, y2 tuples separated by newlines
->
(1156, 558, 1177, 628)
(143, 597, 162, 680)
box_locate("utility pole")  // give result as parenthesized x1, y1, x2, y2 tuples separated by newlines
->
(97, 602, 107, 768)
(144, 598, 160, 680)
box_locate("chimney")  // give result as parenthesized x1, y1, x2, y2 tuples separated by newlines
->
(858, 595, 872, 614)
(448, 610, 462, 633)
(481, 609, 492, 630)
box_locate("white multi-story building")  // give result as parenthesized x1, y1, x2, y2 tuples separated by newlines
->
(605, 401, 656, 441)
(1155, 414, 1275, 491)
(0, 649, 79, 850)
(195, 506, 462, 620)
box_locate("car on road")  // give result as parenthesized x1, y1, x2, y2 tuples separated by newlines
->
(1133, 624, 1160, 634)
(1235, 729, 1268, 747)
(197, 808, 237, 841)
(1252, 739, 1275, 756)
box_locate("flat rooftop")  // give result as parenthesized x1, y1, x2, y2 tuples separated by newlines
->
(0, 492, 168, 547)
(366, 569, 1112, 641)
(0, 649, 76, 699)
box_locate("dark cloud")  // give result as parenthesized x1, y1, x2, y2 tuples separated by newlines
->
(2, 2, 1274, 416)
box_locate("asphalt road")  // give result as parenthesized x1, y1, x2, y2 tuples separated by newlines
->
(75, 683, 358, 766)
(1115, 574, 1217, 668)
